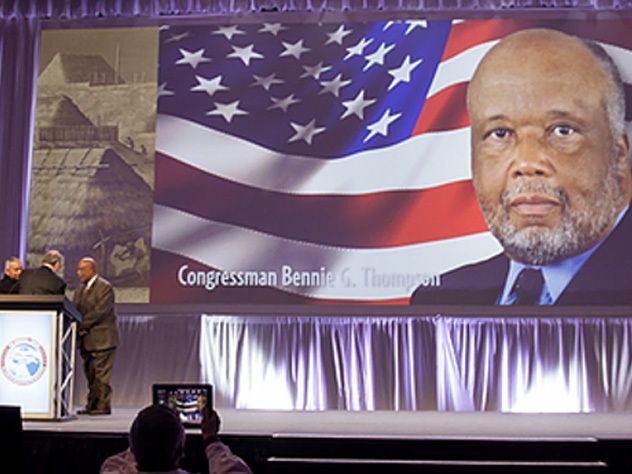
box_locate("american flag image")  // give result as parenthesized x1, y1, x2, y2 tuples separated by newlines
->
(151, 18, 632, 304)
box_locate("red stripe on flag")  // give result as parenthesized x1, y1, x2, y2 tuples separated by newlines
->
(412, 82, 470, 136)
(441, 20, 533, 62)
(155, 153, 488, 248)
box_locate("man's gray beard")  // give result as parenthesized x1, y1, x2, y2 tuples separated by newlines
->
(478, 168, 623, 266)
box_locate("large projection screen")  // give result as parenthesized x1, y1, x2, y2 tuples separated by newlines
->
(28, 16, 632, 309)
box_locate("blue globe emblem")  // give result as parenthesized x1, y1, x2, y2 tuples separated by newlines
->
(1, 338, 47, 385)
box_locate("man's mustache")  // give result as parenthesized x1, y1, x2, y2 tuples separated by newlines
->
(500, 180, 568, 210)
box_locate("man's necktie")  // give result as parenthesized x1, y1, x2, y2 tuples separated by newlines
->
(81, 284, 90, 303)
(512, 268, 545, 305)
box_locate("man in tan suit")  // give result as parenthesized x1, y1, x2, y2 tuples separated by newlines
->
(73, 257, 119, 415)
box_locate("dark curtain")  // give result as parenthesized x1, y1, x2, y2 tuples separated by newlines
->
(0, 16, 38, 261)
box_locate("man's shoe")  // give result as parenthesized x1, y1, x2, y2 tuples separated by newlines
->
(77, 407, 92, 415)
(89, 408, 111, 415)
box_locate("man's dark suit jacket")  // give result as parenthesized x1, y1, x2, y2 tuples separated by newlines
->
(73, 276, 119, 352)
(0, 275, 19, 294)
(411, 208, 632, 306)
(18, 266, 66, 295)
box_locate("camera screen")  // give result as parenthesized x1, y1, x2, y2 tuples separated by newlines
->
(153, 384, 212, 425)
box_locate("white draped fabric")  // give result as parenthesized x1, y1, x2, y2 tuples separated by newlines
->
(89, 314, 632, 412)
(199, 315, 632, 412)
(200, 316, 438, 410)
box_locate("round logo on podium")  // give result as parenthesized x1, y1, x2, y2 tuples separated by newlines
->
(1, 337, 48, 386)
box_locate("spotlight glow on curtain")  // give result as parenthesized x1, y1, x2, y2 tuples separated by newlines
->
(200, 315, 632, 412)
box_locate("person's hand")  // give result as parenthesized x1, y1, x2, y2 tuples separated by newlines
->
(201, 406, 221, 444)
(79, 329, 87, 337)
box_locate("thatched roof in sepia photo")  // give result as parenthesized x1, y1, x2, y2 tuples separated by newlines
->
(39, 53, 125, 86)
(27, 147, 152, 252)
(36, 95, 94, 127)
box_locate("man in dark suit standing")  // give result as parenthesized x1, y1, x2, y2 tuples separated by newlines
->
(73, 257, 119, 415)
(0, 257, 22, 294)
(18, 250, 66, 295)
(411, 29, 632, 306)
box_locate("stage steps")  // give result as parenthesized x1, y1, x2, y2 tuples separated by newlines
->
(267, 458, 607, 473)
(263, 436, 613, 473)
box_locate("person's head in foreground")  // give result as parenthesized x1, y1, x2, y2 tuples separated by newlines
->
(468, 28, 632, 266)
(129, 405, 186, 472)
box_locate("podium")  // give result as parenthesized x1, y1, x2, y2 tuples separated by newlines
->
(0, 295, 79, 420)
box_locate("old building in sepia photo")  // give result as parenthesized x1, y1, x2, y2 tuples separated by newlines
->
(27, 28, 157, 302)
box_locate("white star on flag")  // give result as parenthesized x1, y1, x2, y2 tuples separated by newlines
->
(191, 75, 228, 96)
(387, 55, 423, 90)
(288, 119, 326, 144)
(165, 32, 189, 43)
(344, 37, 374, 61)
(259, 23, 286, 36)
(319, 73, 352, 97)
(228, 44, 264, 66)
(405, 20, 428, 34)
(251, 73, 284, 91)
(175, 48, 211, 69)
(213, 25, 244, 40)
(326, 25, 352, 45)
(363, 43, 395, 71)
(268, 94, 300, 112)
(157, 82, 174, 98)
(280, 40, 310, 60)
(300, 62, 332, 80)
(382, 19, 428, 33)
(341, 90, 376, 120)
(206, 100, 248, 123)
(382, 21, 397, 31)
(364, 108, 402, 142)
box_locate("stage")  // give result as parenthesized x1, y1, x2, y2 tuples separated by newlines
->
(23, 409, 632, 439)
(21, 409, 632, 473)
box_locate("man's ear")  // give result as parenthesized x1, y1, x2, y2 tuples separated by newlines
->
(615, 132, 632, 203)
(617, 132, 629, 164)
(616, 132, 630, 170)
